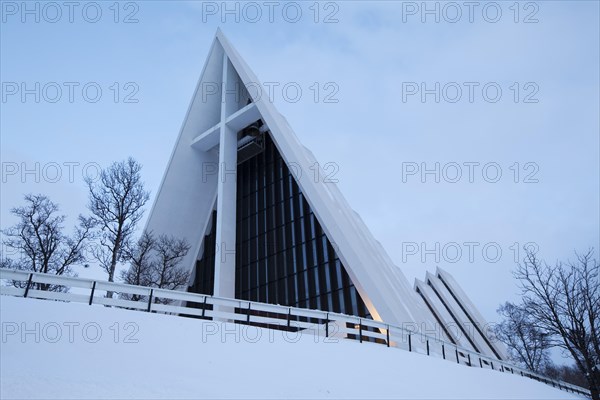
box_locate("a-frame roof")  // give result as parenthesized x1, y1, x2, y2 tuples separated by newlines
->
(145, 29, 436, 328)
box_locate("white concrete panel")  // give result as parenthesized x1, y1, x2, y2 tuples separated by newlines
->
(415, 279, 476, 351)
(436, 267, 508, 360)
(426, 272, 498, 358)
(144, 39, 225, 275)
(213, 121, 237, 299)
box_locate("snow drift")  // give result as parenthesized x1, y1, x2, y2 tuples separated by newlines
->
(0, 296, 584, 399)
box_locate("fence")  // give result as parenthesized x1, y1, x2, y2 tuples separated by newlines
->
(0, 268, 591, 398)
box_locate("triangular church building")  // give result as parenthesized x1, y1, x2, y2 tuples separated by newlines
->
(144, 30, 506, 360)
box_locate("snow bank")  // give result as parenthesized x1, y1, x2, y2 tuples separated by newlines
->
(0, 296, 584, 399)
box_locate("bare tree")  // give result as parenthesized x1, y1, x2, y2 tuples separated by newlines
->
(495, 301, 551, 372)
(0, 258, 17, 269)
(120, 231, 155, 301)
(150, 235, 191, 303)
(86, 158, 150, 296)
(1, 194, 94, 291)
(515, 249, 600, 399)
(545, 363, 589, 388)
(119, 232, 190, 304)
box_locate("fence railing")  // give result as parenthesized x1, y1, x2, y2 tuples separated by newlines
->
(0, 268, 591, 398)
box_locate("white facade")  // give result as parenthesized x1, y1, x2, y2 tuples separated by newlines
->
(144, 29, 505, 360)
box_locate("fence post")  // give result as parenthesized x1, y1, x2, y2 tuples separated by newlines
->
(408, 334, 411, 352)
(247, 302, 251, 323)
(386, 324, 390, 347)
(455, 348, 459, 364)
(426, 340, 429, 355)
(147, 289, 153, 312)
(287, 308, 291, 328)
(442, 344, 445, 359)
(201, 296, 207, 318)
(23, 273, 33, 298)
(490, 361, 494, 370)
(479, 357, 483, 368)
(467, 353, 471, 366)
(325, 313, 329, 338)
(89, 281, 97, 305)
(359, 320, 363, 343)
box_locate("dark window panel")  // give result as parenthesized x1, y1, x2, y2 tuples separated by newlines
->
(191, 133, 371, 322)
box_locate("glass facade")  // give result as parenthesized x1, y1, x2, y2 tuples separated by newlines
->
(189, 132, 371, 320)
(189, 210, 217, 296)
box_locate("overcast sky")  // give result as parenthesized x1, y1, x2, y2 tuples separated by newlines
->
(1, 1, 599, 324)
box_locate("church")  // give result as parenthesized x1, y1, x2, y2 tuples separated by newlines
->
(143, 29, 506, 361)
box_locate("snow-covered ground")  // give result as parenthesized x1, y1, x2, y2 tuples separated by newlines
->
(0, 296, 585, 399)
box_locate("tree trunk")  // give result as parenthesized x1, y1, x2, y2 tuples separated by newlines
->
(106, 234, 122, 299)
(590, 386, 598, 400)
(591, 371, 600, 400)
(105, 256, 117, 299)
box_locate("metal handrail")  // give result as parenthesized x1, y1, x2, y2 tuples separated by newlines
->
(0, 268, 591, 397)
